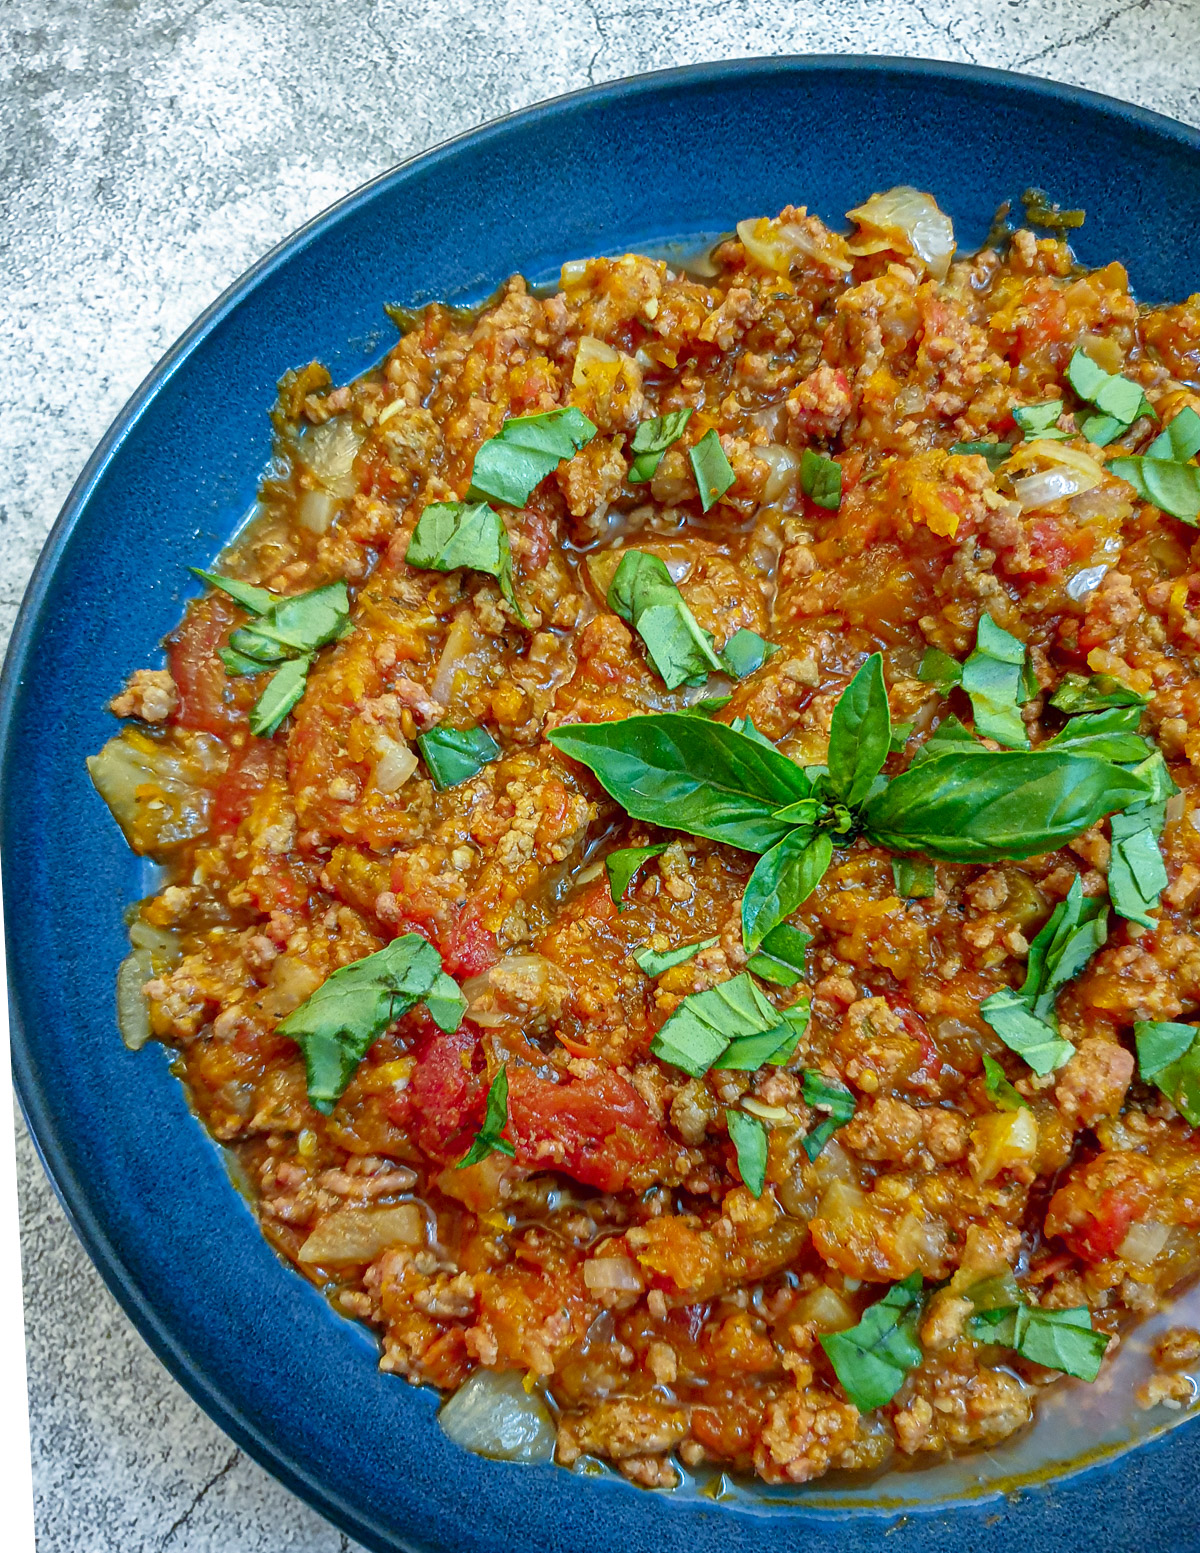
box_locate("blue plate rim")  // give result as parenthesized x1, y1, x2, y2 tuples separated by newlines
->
(6, 52, 1200, 1551)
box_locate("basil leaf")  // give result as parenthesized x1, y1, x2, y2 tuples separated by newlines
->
(730, 714, 779, 752)
(219, 645, 276, 678)
(747, 923, 812, 987)
(1021, 875, 1108, 1022)
(964, 1270, 1023, 1311)
(547, 712, 812, 854)
(820, 1274, 924, 1412)
(892, 858, 936, 898)
(417, 724, 501, 790)
(456, 1067, 517, 1168)
(607, 550, 724, 690)
(715, 995, 810, 1072)
(689, 429, 735, 511)
(726, 1109, 768, 1196)
(827, 653, 892, 806)
(800, 448, 842, 510)
(950, 440, 1012, 471)
(249, 655, 313, 738)
(979, 987, 1073, 1075)
(1067, 349, 1155, 443)
(982, 1053, 1030, 1111)
(1135, 1020, 1200, 1125)
(653, 974, 805, 1076)
(907, 715, 983, 767)
(1043, 705, 1149, 764)
(1109, 811, 1168, 928)
(681, 695, 733, 717)
(628, 408, 693, 483)
(1012, 400, 1069, 441)
(917, 646, 963, 693)
(889, 721, 914, 754)
(865, 748, 1151, 862)
(406, 502, 526, 623)
(226, 581, 353, 665)
(1049, 672, 1147, 714)
(801, 1069, 856, 1161)
(277, 934, 464, 1113)
(1109, 453, 1200, 523)
(970, 1304, 1107, 1382)
(467, 407, 597, 508)
(720, 628, 779, 679)
(961, 614, 1031, 749)
(605, 843, 668, 907)
(1146, 406, 1200, 463)
(633, 937, 719, 978)
(742, 831, 832, 953)
(190, 567, 274, 616)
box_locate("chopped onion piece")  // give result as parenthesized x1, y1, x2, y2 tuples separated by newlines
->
(757, 443, 803, 502)
(969, 1108, 1038, 1184)
(846, 187, 955, 280)
(1066, 564, 1108, 601)
(301, 418, 361, 497)
(372, 733, 418, 794)
(438, 1369, 556, 1463)
(1118, 1220, 1169, 1266)
(573, 334, 620, 393)
(583, 1254, 643, 1292)
(116, 949, 155, 1050)
(298, 489, 338, 534)
(298, 1202, 426, 1264)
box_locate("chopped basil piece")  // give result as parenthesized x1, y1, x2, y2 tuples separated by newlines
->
(969, 1303, 1107, 1382)
(800, 447, 842, 510)
(907, 714, 981, 767)
(979, 988, 1073, 1076)
(1021, 188, 1085, 230)
(1044, 704, 1150, 764)
(720, 628, 779, 679)
(632, 937, 718, 978)
(628, 408, 693, 483)
(1146, 406, 1200, 463)
(607, 550, 724, 690)
(889, 720, 914, 753)
(746, 923, 812, 987)
(417, 724, 501, 790)
(456, 1067, 517, 1168)
(1109, 810, 1169, 927)
(964, 1270, 1022, 1311)
(820, 1273, 924, 1412)
(981, 1053, 1030, 1111)
(652, 974, 804, 1077)
(190, 567, 275, 617)
(714, 993, 810, 1072)
(961, 614, 1032, 749)
(917, 646, 964, 694)
(1110, 453, 1200, 523)
(467, 407, 597, 508)
(726, 1109, 768, 1196)
(219, 645, 275, 678)
(741, 831, 833, 953)
(689, 429, 735, 511)
(827, 654, 892, 808)
(1012, 399, 1070, 442)
(950, 440, 1012, 471)
(605, 843, 668, 907)
(681, 695, 733, 717)
(801, 1070, 856, 1160)
(547, 713, 813, 855)
(1067, 349, 1155, 445)
(1049, 672, 1146, 714)
(277, 934, 465, 1113)
(249, 654, 313, 738)
(1135, 1020, 1200, 1125)
(892, 858, 936, 898)
(406, 501, 526, 623)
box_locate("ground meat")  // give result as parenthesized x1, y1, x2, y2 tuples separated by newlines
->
(109, 667, 178, 723)
(1054, 1037, 1135, 1128)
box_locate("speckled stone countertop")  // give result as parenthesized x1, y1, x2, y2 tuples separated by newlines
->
(5, 2, 1200, 1547)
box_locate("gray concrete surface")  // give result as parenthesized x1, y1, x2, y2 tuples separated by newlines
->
(5, 1, 1200, 1547)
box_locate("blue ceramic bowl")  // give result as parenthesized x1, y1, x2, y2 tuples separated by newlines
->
(6, 56, 1200, 1553)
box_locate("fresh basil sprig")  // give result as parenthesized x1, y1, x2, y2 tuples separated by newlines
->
(917, 615, 1035, 749)
(607, 551, 724, 690)
(633, 937, 718, 977)
(651, 974, 808, 1077)
(276, 934, 465, 1113)
(689, 429, 735, 511)
(456, 1067, 517, 1168)
(801, 1070, 856, 1160)
(1135, 1020, 1200, 1125)
(628, 409, 693, 483)
(1066, 348, 1155, 446)
(827, 653, 891, 807)
(605, 843, 668, 907)
(726, 1109, 768, 1196)
(467, 407, 597, 508)
(194, 570, 352, 738)
(979, 876, 1105, 1075)
(406, 502, 526, 624)
(820, 1274, 924, 1412)
(969, 1302, 1107, 1381)
(417, 724, 500, 790)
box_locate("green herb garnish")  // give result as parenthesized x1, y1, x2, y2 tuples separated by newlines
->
(820, 1274, 924, 1412)
(961, 614, 1033, 749)
(893, 858, 936, 898)
(1067, 348, 1155, 446)
(1044, 704, 1150, 764)
(1012, 399, 1070, 442)
(801, 1070, 856, 1160)
(1021, 188, 1085, 230)
(651, 974, 807, 1077)
(467, 407, 597, 508)
(969, 1303, 1107, 1381)
(746, 923, 812, 987)
(1110, 407, 1200, 523)
(190, 568, 276, 617)
(456, 1067, 517, 1168)
(249, 654, 313, 737)
(689, 429, 735, 511)
(1135, 1020, 1200, 1125)
(406, 501, 526, 623)
(1049, 672, 1146, 714)
(827, 654, 892, 807)
(720, 628, 779, 679)
(607, 550, 724, 690)
(981, 1053, 1030, 1111)
(416, 724, 501, 790)
(605, 843, 669, 907)
(277, 934, 465, 1113)
(628, 409, 693, 483)
(726, 1109, 768, 1196)
(800, 448, 843, 510)
(950, 440, 1012, 470)
(632, 937, 718, 977)
(741, 831, 832, 954)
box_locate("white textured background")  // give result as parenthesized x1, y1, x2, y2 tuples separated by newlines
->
(5, 2, 1200, 1547)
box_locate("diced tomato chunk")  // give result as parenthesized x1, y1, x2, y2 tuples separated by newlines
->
(1046, 1151, 1158, 1264)
(507, 1066, 667, 1192)
(400, 1020, 487, 1164)
(210, 740, 283, 832)
(168, 593, 245, 733)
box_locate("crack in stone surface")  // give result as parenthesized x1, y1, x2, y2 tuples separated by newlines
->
(157, 1449, 241, 1548)
(1016, 0, 1155, 66)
